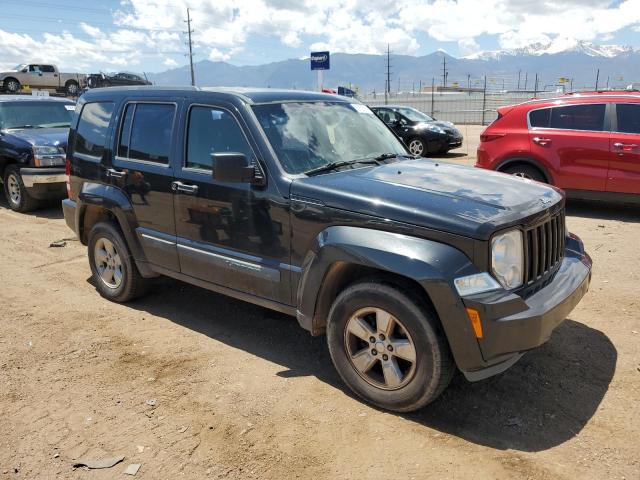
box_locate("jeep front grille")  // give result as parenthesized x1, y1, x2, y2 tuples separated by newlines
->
(523, 210, 566, 285)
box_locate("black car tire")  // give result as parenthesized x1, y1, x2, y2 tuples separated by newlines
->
(3, 165, 39, 212)
(503, 164, 546, 183)
(4, 77, 20, 93)
(326, 281, 455, 412)
(406, 137, 426, 157)
(65, 80, 80, 96)
(88, 222, 149, 302)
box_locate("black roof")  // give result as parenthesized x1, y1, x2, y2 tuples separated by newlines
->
(80, 86, 357, 104)
(369, 105, 418, 110)
(0, 95, 74, 103)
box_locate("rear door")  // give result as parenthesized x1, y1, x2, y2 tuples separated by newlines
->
(109, 99, 182, 271)
(607, 102, 640, 194)
(529, 103, 609, 191)
(172, 102, 290, 303)
(39, 65, 58, 89)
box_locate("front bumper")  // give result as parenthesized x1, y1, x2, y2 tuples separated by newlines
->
(20, 167, 66, 200)
(458, 234, 592, 381)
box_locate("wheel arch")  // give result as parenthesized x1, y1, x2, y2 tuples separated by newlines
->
(295, 226, 485, 370)
(3, 76, 20, 89)
(76, 183, 155, 277)
(496, 157, 553, 184)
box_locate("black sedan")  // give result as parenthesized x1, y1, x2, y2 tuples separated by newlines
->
(86, 72, 151, 89)
(370, 105, 463, 156)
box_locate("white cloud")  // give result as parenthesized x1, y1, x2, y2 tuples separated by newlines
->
(1, 0, 640, 73)
(164, 57, 178, 66)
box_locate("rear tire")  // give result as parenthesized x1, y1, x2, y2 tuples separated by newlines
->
(65, 81, 79, 96)
(326, 281, 455, 412)
(3, 165, 39, 212)
(503, 164, 546, 183)
(88, 222, 149, 302)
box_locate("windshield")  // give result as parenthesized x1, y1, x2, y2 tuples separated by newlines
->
(13, 64, 26, 71)
(396, 107, 434, 122)
(252, 101, 407, 174)
(0, 102, 74, 130)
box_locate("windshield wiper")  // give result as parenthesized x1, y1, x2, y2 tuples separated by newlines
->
(305, 158, 381, 176)
(8, 124, 39, 130)
(40, 123, 70, 128)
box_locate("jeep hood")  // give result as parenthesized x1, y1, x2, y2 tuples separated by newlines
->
(2, 127, 69, 148)
(290, 159, 563, 239)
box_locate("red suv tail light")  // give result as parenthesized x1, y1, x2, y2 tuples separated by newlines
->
(480, 133, 505, 142)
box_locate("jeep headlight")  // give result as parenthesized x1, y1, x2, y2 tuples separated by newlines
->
(33, 145, 65, 167)
(491, 229, 524, 289)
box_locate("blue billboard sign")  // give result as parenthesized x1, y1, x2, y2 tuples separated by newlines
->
(310, 51, 330, 70)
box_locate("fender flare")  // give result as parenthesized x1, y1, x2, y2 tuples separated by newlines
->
(496, 156, 554, 184)
(76, 182, 154, 277)
(296, 226, 485, 371)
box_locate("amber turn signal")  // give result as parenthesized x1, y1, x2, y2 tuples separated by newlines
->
(465, 308, 483, 339)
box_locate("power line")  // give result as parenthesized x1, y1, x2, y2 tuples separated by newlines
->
(0, 14, 183, 34)
(184, 8, 195, 86)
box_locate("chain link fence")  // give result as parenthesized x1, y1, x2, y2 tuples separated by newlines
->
(358, 73, 634, 125)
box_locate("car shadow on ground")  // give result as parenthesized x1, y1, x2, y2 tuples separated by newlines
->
(116, 277, 616, 453)
(0, 196, 64, 220)
(566, 199, 640, 223)
(428, 151, 468, 159)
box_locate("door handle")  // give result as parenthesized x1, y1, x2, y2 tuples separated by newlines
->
(171, 181, 199, 194)
(107, 168, 127, 179)
(533, 137, 552, 147)
(613, 142, 638, 150)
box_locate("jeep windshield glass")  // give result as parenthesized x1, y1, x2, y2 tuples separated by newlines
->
(252, 101, 407, 174)
(0, 102, 74, 130)
(396, 107, 434, 122)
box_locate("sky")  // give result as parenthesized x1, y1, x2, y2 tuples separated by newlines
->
(1, 0, 640, 73)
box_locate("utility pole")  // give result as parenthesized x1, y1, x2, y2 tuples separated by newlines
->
(184, 7, 195, 86)
(524, 72, 528, 90)
(467, 73, 471, 94)
(384, 44, 391, 104)
(595, 68, 600, 91)
(430, 77, 435, 117)
(517, 70, 521, 90)
(534, 73, 539, 97)
(442, 55, 448, 88)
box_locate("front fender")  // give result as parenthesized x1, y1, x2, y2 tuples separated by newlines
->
(296, 226, 485, 371)
(77, 182, 152, 275)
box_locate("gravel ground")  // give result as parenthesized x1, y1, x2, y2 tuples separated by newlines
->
(1, 137, 639, 478)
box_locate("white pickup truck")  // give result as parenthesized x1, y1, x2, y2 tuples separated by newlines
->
(1, 64, 86, 96)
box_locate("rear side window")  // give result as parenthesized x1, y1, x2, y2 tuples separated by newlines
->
(186, 106, 254, 172)
(40, 65, 55, 73)
(549, 104, 606, 131)
(529, 108, 550, 128)
(74, 102, 114, 158)
(117, 103, 175, 164)
(615, 104, 640, 134)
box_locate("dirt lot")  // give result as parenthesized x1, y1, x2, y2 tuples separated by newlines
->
(1, 143, 639, 478)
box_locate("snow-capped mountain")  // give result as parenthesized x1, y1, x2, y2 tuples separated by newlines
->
(465, 39, 636, 60)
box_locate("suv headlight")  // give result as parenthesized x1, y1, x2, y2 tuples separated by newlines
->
(33, 145, 65, 167)
(491, 229, 524, 289)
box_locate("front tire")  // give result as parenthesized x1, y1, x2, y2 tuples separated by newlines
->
(88, 222, 148, 302)
(407, 137, 426, 157)
(327, 281, 455, 412)
(3, 165, 39, 212)
(4, 78, 20, 93)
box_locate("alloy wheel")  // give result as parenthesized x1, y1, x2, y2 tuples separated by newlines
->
(408, 139, 424, 156)
(513, 171, 532, 179)
(7, 173, 22, 206)
(6, 80, 19, 92)
(344, 307, 417, 390)
(94, 238, 123, 289)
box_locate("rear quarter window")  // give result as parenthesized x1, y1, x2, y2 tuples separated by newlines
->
(74, 102, 114, 159)
(528, 108, 551, 128)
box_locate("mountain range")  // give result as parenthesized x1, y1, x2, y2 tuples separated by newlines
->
(149, 40, 640, 93)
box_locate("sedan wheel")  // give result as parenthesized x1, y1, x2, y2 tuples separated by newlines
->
(408, 138, 425, 156)
(93, 237, 124, 289)
(344, 307, 417, 390)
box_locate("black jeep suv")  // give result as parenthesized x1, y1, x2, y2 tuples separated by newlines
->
(0, 95, 74, 212)
(63, 87, 592, 412)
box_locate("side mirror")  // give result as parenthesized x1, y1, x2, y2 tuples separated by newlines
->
(212, 152, 256, 183)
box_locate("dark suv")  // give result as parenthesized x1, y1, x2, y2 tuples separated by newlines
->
(0, 95, 74, 212)
(63, 87, 592, 412)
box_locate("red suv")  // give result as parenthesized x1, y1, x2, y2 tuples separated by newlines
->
(476, 92, 640, 201)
